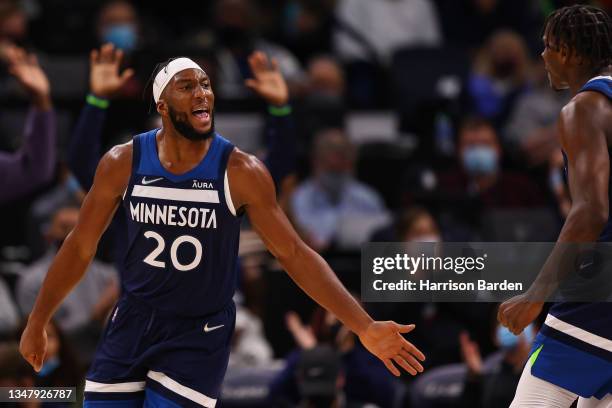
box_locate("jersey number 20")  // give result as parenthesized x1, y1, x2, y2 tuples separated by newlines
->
(143, 230, 202, 271)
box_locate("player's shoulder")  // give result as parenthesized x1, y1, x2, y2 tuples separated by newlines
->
(100, 141, 132, 171)
(563, 91, 609, 119)
(227, 148, 275, 206)
(95, 141, 133, 189)
(227, 148, 267, 178)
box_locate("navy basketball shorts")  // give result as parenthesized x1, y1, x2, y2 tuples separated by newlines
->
(83, 293, 236, 407)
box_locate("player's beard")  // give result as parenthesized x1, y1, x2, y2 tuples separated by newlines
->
(168, 106, 215, 141)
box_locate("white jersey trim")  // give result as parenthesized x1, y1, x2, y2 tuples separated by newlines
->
(224, 169, 236, 216)
(587, 75, 612, 83)
(545, 314, 612, 353)
(132, 185, 220, 203)
(147, 370, 217, 407)
(85, 379, 146, 393)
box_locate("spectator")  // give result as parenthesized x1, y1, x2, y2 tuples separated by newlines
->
(0, 277, 20, 338)
(295, 345, 346, 408)
(296, 55, 347, 153)
(334, 0, 442, 65)
(0, 0, 28, 48)
(291, 128, 390, 251)
(435, 0, 543, 53)
(466, 30, 532, 129)
(436, 117, 545, 231)
(279, 0, 336, 62)
(371, 206, 442, 243)
(228, 304, 274, 368)
(96, 0, 141, 55)
(333, 0, 442, 106)
(17, 206, 119, 335)
(504, 61, 568, 165)
(458, 322, 535, 407)
(270, 307, 403, 407)
(0, 44, 56, 204)
(213, 0, 305, 100)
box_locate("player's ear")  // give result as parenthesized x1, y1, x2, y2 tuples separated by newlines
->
(157, 100, 167, 116)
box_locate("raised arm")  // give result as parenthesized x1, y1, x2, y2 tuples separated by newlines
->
(498, 92, 610, 333)
(0, 45, 56, 203)
(19, 143, 132, 371)
(245, 51, 297, 186)
(68, 43, 134, 190)
(227, 150, 425, 376)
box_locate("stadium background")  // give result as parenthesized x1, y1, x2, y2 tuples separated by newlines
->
(1, 0, 609, 406)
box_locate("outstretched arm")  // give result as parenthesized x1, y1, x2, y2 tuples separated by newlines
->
(228, 150, 425, 376)
(498, 93, 610, 333)
(20, 143, 132, 371)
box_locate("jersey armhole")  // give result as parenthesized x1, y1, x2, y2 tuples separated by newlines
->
(224, 169, 237, 216)
(123, 134, 143, 201)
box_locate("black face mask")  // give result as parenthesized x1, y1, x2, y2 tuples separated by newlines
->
(168, 106, 215, 141)
(493, 58, 518, 79)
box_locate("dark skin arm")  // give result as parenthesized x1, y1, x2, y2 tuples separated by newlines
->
(19, 143, 132, 371)
(228, 150, 426, 376)
(498, 91, 610, 334)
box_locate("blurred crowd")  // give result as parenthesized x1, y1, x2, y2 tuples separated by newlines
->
(1, 0, 609, 407)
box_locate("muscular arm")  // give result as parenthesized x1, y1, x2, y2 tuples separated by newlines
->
(229, 151, 372, 336)
(499, 92, 610, 333)
(20, 143, 131, 369)
(557, 94, 609, 241)
(228, 150, 425, 376)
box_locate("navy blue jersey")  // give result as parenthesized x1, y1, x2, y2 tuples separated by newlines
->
(547, 76, 612, 357)
(119, 129, 241, 317)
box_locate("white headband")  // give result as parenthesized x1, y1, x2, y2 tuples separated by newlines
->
(153, 57, 203, 103)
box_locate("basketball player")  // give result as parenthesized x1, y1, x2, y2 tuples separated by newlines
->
(19, 56, 426, 407)
(498, 5, 611, 407)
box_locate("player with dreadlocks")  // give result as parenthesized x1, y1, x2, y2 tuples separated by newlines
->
(499, 4, 612, 407)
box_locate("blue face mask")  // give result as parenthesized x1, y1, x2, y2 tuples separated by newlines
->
(497, 324, 534, 350)
(37, 356, 60, 377)
(462, 145, 498, 176)
(103, 24, 137, 52)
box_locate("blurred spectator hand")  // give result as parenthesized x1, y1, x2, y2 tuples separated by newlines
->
(459, 331, 482, 376)
(90, 43, 134, 99)
(245, 51, 289, 106)
(286, 311, 317, 349)
(5, 45, 51, 109)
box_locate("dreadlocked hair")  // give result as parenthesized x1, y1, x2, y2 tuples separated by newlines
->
(545, 4, 612, 73)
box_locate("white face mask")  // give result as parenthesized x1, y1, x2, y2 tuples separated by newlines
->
(409, 234, 441, 243)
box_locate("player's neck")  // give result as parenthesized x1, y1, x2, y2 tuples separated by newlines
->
(156, 127, 213, 171)
(566, 67, 610, 96)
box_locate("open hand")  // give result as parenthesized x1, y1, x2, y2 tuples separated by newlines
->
(498, 294, 543, 335)
(359, 321, 425, 376)
(245, 51, 289, 106)
(5, 45, 51, 108)
(90, 43, 134, 99)
(19, 322, 48, 372)
(459, 331, 482, 375)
